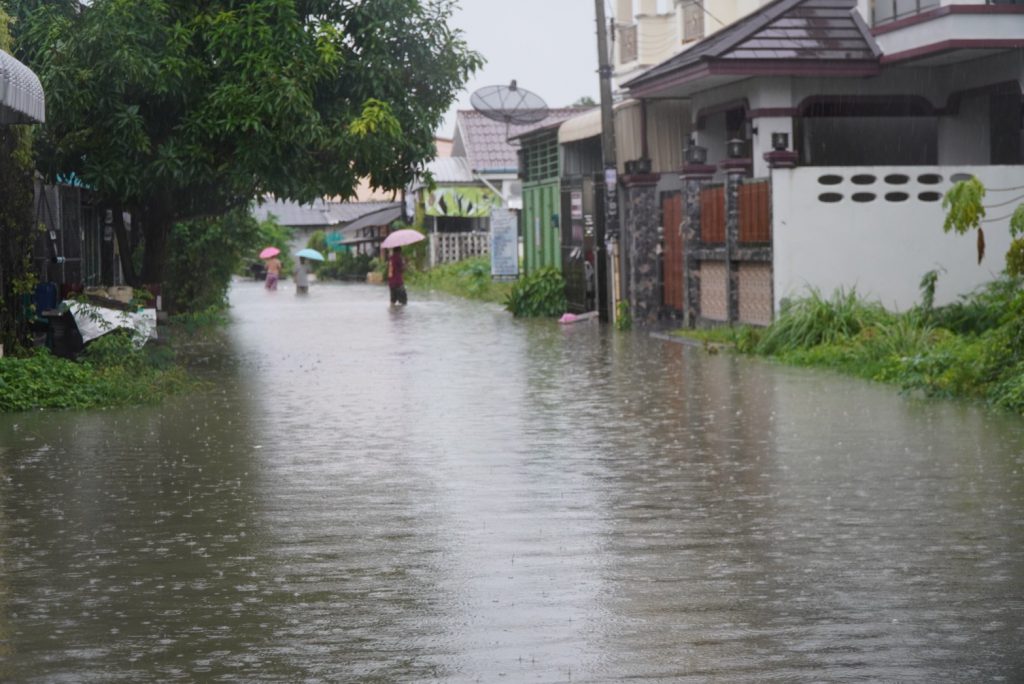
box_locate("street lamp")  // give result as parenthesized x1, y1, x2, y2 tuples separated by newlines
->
(726, 138, 746, 159)
(684, 142, 707, 165)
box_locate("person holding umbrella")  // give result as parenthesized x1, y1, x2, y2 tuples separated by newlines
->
(387, 246, 407, 305)
(260, 247, 283, 290)
(293, 248, 324, 295)
(380, 229, 424, 306)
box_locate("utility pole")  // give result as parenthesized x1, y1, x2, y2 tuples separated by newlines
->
(595, 0, 620, 323)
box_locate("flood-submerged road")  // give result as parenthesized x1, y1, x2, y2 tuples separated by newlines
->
(1, 280, 1023, 682)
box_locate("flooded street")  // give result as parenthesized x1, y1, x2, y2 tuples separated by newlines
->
(2, 280, 1023, 682)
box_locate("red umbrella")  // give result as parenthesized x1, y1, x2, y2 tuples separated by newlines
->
(259, 246, 280, 259)
(380, 229, 425, 249)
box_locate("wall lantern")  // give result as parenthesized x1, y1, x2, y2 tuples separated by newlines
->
(726, 138, 746, 159)
(624, 160, 637, 175)
(635, 157, 652, 174)
(771, 132, 789, 151)
(684, 143, 707, 164)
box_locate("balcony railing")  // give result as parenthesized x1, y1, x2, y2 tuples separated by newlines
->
(873, 0, 941, 25)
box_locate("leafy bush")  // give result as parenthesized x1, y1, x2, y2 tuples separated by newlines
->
(504, 267, 566, 317)
(166, 208, 263, 312)
(929, 276, 1021, 336)
(316, 251, 375, 280)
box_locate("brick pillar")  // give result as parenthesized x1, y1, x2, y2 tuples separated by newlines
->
(622, 172, 661, 326)
(680, 164, 715, 328)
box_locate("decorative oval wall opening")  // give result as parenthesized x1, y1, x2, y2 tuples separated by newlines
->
(818, 174, 843, 186)
(918, 173, 943, 185)
(885, 192, 910, 202)
(852, 192, 876, 202)
(884, 174, 910, 185)
(818, 192, 843, 203)
(950, 173, 973, 183)
(919, 192, 942, 202)
(851, 174, 876, 185)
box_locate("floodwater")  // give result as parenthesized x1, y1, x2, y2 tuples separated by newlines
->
(1, 280, 1023, 683)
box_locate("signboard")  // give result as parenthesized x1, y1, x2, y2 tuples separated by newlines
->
(425, 186, 498, 218)
(570, 190, 583, 220)
(490, 208, 519, 278)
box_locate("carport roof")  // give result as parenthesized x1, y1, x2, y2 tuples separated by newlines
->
(624, 0, 881, 98)
(0, 49, 45, 124)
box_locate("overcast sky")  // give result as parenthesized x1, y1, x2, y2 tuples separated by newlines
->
(436, 0, 603, 138)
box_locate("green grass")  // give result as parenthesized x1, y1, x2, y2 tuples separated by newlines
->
(0, 313, 223, 413)
(406, 256, 514, 305)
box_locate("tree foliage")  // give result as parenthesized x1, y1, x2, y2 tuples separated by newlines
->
(17, 0, 482, 289)
(0, 6, 37, 355)
(943, 176, 1024, 276)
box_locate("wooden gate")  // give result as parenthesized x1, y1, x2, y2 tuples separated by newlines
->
(700, 184, 725, 243)
(661, 192, 684, 311)
(739, 180, 771, 243)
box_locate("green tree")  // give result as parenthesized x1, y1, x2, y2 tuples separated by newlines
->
(943, 176, 1024, 275)
(18, 0, 482, 295)
(0, 6, 37, 354)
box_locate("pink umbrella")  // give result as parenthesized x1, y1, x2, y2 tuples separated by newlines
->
(259, 246, 280, 259)
(380, 229, 425, 249)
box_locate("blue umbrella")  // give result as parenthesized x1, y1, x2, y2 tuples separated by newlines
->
(296, 248, 325, 262)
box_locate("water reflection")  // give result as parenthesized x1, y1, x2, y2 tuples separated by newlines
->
(0, 280, 1022, 681)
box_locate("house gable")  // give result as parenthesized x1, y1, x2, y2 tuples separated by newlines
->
(625, 0, 880, 97)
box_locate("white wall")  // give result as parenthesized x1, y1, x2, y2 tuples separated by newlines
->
(939, 92, 989, 165)
(772, 165, 1020, 312)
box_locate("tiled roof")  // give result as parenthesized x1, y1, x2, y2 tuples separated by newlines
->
(454, 108, 592, 173)
(252, 197, 399, 228)
(625, 0, 879, 95)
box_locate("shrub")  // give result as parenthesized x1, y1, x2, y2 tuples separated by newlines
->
(166, 208, 263, 312)
(755, 287, 889, 355)
(407, 256, 512, 304)
(504, 267, 566, 317)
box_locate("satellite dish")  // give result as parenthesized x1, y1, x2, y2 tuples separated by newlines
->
(471, 81, 548, 139)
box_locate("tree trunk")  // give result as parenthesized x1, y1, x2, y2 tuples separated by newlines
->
(135, 190, 175, 289)
(139, 211, 172, 287)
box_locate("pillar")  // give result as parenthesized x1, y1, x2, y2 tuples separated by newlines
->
(719, 158, 751, 324)
(622, 170, 661, 326)
(680, 163, 715, 327)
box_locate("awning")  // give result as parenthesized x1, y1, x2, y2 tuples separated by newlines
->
(342, 204, 401, 233)
(0, 49, 45, 124)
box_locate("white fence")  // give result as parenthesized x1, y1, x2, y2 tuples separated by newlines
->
(430, 232, 490, 267)
(771, 165, 1020, 312)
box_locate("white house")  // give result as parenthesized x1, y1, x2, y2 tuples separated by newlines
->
(616, 0, 1024, 323)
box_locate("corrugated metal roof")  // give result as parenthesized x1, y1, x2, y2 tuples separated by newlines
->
(453, 108, 591, 172)
(425, 156, 476, 184)
(252, 197, 400, 228)
(0, 49, 45, 124)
